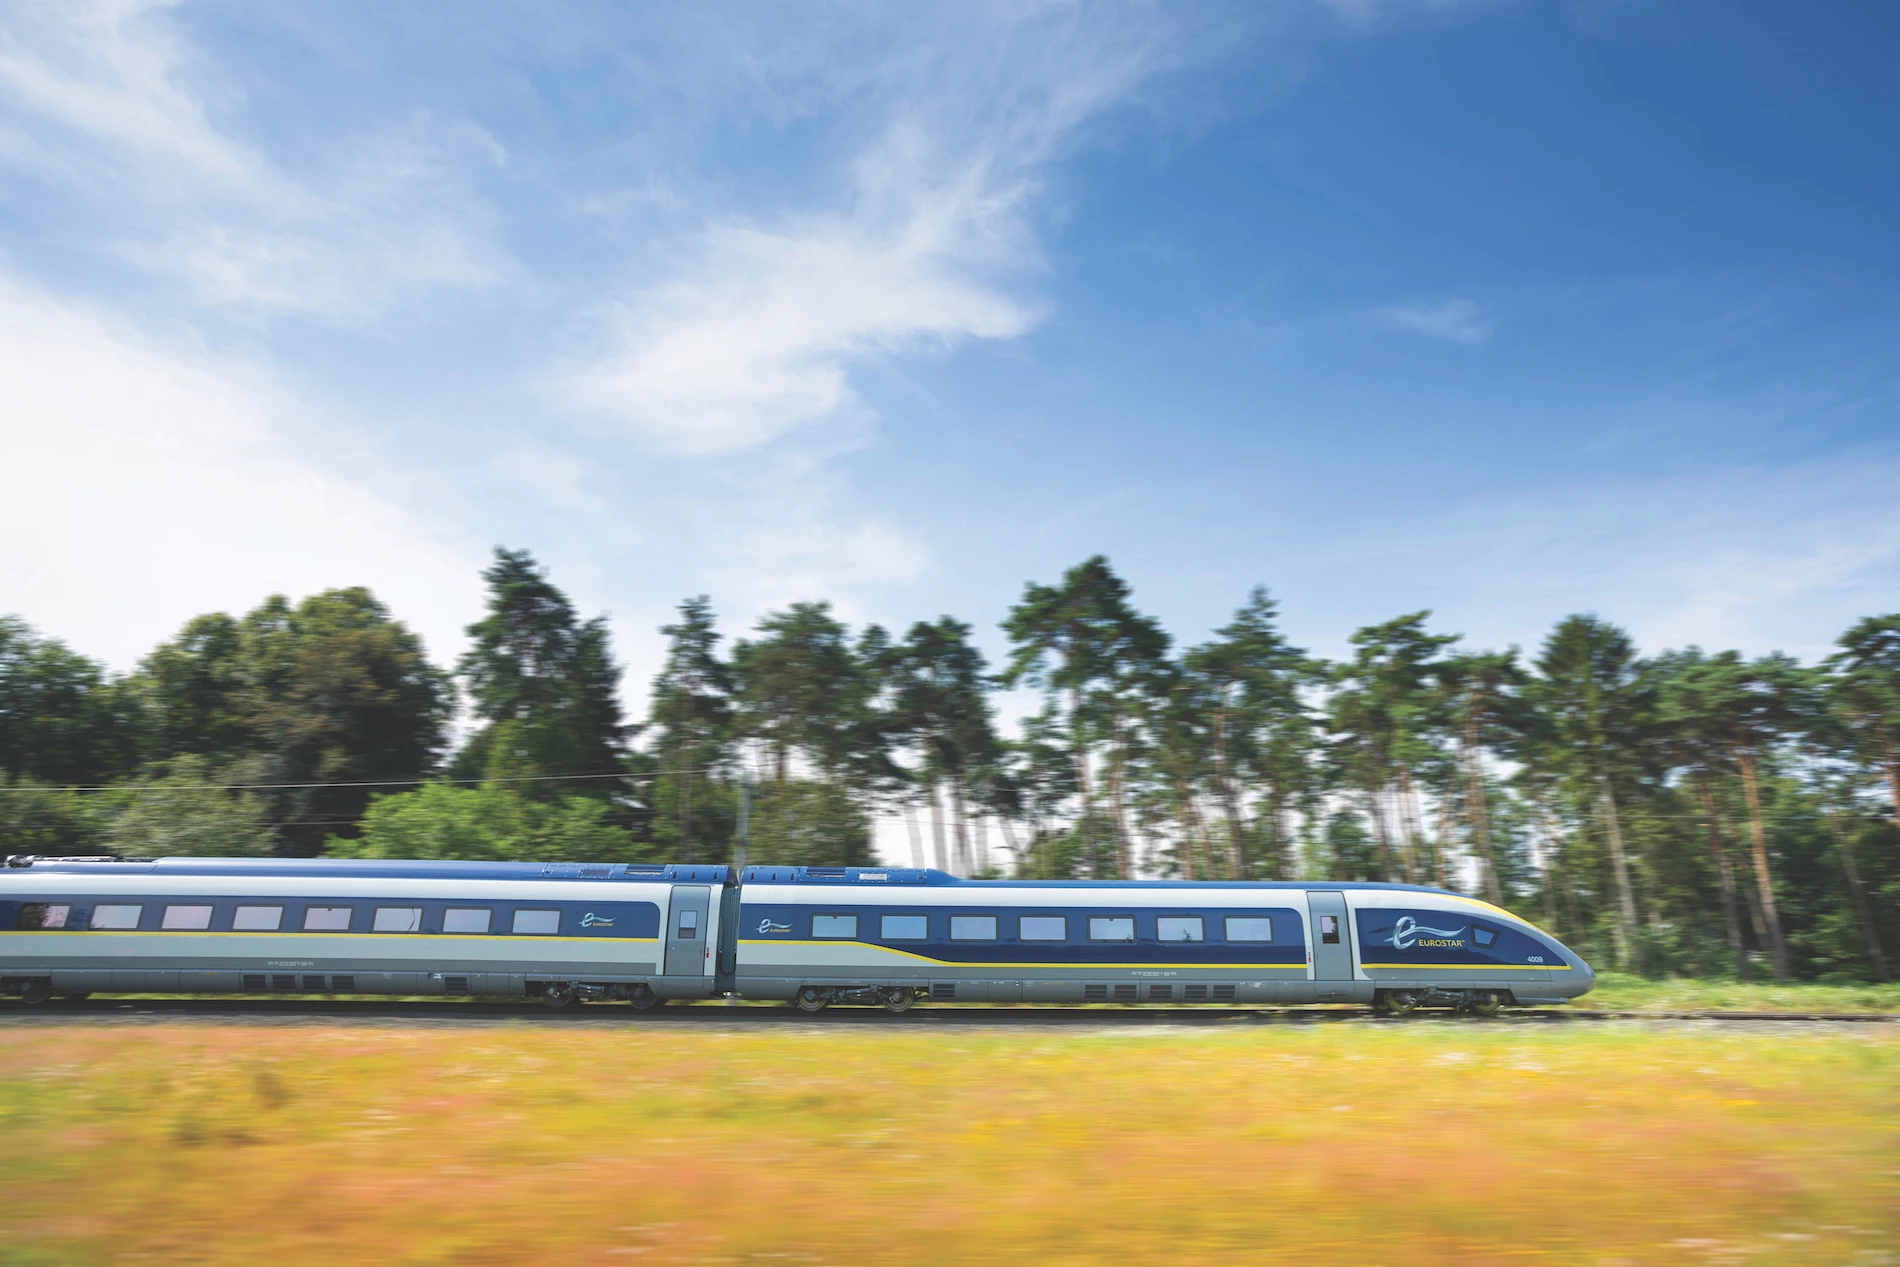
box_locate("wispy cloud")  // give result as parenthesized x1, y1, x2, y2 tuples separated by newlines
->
(559, 5, 1208, 455)
(0, 0, 296, 205)
(0, 0, 509, 323)
(1375, 297, 1491, 342)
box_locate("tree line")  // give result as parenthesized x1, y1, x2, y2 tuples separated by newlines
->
(2, 549, 1895, 983)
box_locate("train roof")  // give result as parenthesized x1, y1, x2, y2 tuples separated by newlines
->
(1, 856, 1461, 899)
(0, 857, 730, 883)
(737, 865, 1466, 896)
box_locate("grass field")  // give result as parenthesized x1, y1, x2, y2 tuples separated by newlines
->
(1577, 972, 1900, 1013)
(0, 1021, 1894, 1266)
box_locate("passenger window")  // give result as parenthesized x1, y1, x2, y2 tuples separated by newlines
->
(443, 908, 490, 934)
(1317, 915, 1339, 945)
(90, 904, 143, 930)
(512, 909, 561, 936)
(373, 907, 422, 933)
(1156, 916, 1204, 942)
(162, 905, 213, 931)
(1020, 915, 1067, 942)
(17, 903, 71, 930)
(1088, 916, 1135, 942)
(950, 915, 997, 941)
(1474, 926, 1497, 948)
(303, 906, 354, 932)
(677, 909, 700, 939)
(811, 913, 857, 940)
(1226, 916, 1276, 943)
(881, 914, 928, 941)
(232, 905, 281, 931)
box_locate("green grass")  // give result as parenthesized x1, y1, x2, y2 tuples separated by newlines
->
(0, 1021, 1894, 1266)
(1576, 971, 1900, 1013)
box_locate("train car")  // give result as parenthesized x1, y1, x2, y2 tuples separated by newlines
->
(2, 856, 1594, 1015)
(0, 856, 730, 1007)
(735, 866, 1595, 1014)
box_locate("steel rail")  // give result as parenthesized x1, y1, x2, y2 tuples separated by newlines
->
(1, 999, 1894, 1025)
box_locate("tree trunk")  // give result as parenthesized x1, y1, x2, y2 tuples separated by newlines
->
(1881, 725, 1900, 834)
(1532, 804, 1561, 933)
(1107, 706, 1134, 880)
(1462, 707, 1502, 905)
(678, 732, 695, 864)
(1263, 786, 1290, 881)
(1823, 804, 1891, 983)
(1595, 773, 1637, 972)
(949, 773, 972, 876)
(1366, 786, 1394, 883)
(929, 782, 949, 874)
(1068, 684, 1094, 872)
(1734, 750, 1789, 981)
(1169, 757, 1199, 880)
(1693, 775, 1748, 980)
(903, 800, 925, 869)
(1431, 795, 1455, 891)
(1559, 844, 1587, 950)
(1393, 766, 1421, 884)
(1210, 695, 1246, 877)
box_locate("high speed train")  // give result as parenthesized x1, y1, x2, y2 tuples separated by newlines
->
(0, 856, 1595, 1015)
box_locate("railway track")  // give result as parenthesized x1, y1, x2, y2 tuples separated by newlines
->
(1, 998, 1893, 1026)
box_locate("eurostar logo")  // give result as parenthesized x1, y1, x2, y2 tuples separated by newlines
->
(580, 912, 615, 928)
(757, 918, 793, 934)
(1390, 915, 1465, 949)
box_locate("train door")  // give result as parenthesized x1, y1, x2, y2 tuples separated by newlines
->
(1306, 891, 1353, 982)
(664, 885, 712, 977)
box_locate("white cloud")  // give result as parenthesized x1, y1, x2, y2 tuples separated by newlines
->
(0, 0, 508, 323)
(0, 272, 484, 669)
(563, 213, 1037, 455)
(558, 5, 1194, 455)
(0, 0, 297, 206)
(1375, 297, 1491, 343)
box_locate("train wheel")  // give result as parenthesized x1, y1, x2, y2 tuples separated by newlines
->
(881, 989, 915, 1014)
(542, 985, 579, 1009)
(1382, 989, 1421, 1016)
(793, 987, 830, 1013)
(1467, 991, 1505, 1017)
(19, 980, 53, 1005)
(627, 988, 666, 1011)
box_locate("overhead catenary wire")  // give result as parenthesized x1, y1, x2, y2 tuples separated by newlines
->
(0, 766, 727, 795)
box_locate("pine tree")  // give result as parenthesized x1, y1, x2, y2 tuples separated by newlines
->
(649, 597, 734, 863)
(456, 548, 629, 800)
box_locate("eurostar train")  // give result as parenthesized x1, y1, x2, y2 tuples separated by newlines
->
(0, 856, 1595, 1015)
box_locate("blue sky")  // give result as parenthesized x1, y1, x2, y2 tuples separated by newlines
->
(2, 0, 1895, 701)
